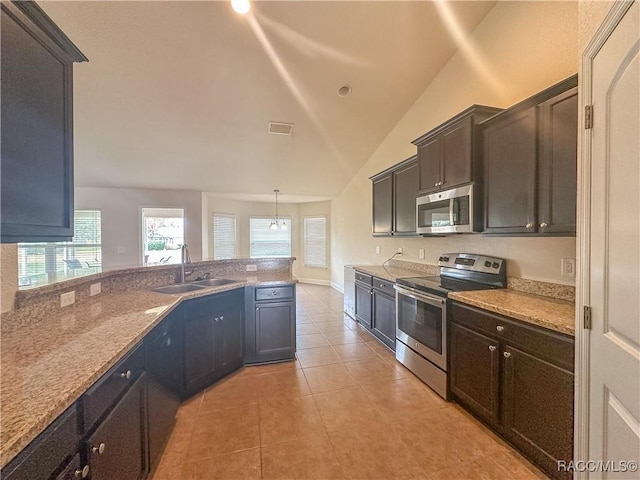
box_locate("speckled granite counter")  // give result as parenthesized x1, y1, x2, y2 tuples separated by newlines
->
(0, 273, 294, 469)
(448, 289, 575, 336)
(351, 264, 436, 282)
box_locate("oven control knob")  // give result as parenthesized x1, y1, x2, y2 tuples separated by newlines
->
(492, 262, 500, 268)
(484, 261, 491, 267)
(442, 256, 449, 262)
(438, 256, 444, 262)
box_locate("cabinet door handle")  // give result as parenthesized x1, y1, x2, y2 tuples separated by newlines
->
(503, 352, 511, 358)
(75, 465, 90, 479)
(496, 325, 504, 332)
(434, 182, 439, 187)
(525, 223, 533, 229)
(256, 307, 260, 311)
(488, 345, 496, 352)
(119, 370, 132, 380)
(540, 222, 548, 228)
(92, 443, 106, 455)
(219, 315, 224, 321)
(272, 290, 278, 296)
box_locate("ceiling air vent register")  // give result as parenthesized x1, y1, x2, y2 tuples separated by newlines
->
(268, 121, 294, 136)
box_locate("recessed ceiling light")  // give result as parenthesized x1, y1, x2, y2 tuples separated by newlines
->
(231, 0, 250, 15)
(337, 85, 352, 97)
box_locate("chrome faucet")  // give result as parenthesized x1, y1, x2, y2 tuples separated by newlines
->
(180, 244, 192, 283)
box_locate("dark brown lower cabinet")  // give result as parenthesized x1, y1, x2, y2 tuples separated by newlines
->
(449, 323, 500, 424)
(355, 280, 372, 331)
(87, 373, 147, 480)
(371, 284, 396, 350)
(449, 302, 574, 480)
(56, 454, 84, 480)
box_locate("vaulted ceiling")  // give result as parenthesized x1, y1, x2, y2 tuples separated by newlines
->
(41, 1, 496, 202)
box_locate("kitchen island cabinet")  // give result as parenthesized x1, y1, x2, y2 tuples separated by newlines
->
(244, 284, 296, 364)
(449, 301, 574, 480)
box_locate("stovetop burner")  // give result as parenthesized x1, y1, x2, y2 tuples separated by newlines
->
(395, 253, 507, 297)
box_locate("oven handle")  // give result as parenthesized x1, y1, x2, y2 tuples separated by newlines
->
(394, 285, 445, 308)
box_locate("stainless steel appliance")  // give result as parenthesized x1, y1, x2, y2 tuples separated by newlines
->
(416, 184, 477, 234)
(394, 253, 507, 399)
(343, 265, 356, 320)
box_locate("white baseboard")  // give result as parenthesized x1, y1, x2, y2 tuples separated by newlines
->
(330, 281, 344, 293)
(296, 278, 332, 286)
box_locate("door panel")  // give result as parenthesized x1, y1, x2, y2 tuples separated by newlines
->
(587, 1, 640, 474)
(371, 291, 395, 349)
(441, 117, 472, 188)
(418, 137, 441, 193)
(372, 174, 393, 235)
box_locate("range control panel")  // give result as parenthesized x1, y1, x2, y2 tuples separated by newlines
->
(438, 253, 505, 275)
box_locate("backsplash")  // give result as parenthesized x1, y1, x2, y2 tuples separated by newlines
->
(1, 258, 294, 332)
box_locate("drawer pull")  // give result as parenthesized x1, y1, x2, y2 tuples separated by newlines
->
(488, 345, 496, 352)
(379, 284, 385, 288)
(503, 352, 511, 358)
(75, 465, 90, 479)
(119, 370, 132, 380)
(272, 290, 278, 296)
(92, 443, 106, 455)
(525, 223, 533, 229)
(540, 222, 548, 228)
(496, 325, 505, 332)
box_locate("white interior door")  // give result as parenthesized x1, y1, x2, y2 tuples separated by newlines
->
(582, 1, 640, 478)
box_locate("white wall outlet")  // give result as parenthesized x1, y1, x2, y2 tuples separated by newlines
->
(419, 248, 425, 259)
(90, 282, 101, 296)
(397, 247, 403, 255)
(246, 264, 257, 272)
(60, 291, 76, 307)
(375, 246, 381, 254)
(561, 258, 576, 277)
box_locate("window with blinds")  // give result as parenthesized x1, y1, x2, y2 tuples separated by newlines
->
(213, 214, 237, 260)
(304, 216, 327, 267)
(249, 217, 291, 258)
(18, 210, 102, 287)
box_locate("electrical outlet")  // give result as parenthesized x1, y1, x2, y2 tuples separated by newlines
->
(246, 264, 257, 272)
(397, 247, 403, 255)
(419, 249, 425, 259)
(375, 246, 381, 254)
(60, 291, 76, 307)
(561, 258, 576, 277)
(90, 282, 101, 296)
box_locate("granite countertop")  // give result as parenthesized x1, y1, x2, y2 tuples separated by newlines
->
(351, 264, 433, 282)
(448, 289, 575, 336)
(0, 273, 295, 469)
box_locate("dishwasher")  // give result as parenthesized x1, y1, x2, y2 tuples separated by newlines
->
(343, 265, 356, 320)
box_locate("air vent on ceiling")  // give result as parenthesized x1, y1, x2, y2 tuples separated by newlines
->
(268, 121, 294, 136)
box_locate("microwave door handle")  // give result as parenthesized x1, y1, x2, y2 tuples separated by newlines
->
(449, 198, 455, 226)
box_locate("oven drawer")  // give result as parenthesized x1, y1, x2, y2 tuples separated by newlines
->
(372, 277, 394, 296)
(450, 302, 574, 371)
(355, 272, 372, 285)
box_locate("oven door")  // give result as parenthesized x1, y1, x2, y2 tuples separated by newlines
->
(394, 285, 447, 370)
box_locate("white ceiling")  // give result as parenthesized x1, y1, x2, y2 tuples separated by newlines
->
(41, 1, 496, 203)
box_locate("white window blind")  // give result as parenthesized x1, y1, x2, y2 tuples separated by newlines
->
(304, 216, 327, 267)
(213, 214, 237, 260)
(249, 217, 291, 258)
(18, 210, 102, 287)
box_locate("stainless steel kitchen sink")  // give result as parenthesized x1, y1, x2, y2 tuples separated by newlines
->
(151, 283, 207, 294)
(189, 278, 237, 287)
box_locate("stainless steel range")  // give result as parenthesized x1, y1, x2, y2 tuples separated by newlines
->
(394, 253, 507, 399)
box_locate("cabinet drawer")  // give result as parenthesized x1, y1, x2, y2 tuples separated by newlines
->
(2, 405, 78, 480)
(355, 272, 372, 285)
(450, 302, 574, 371)
(372, 277, 394, 295)
(82, 343, 144, 431)
(255, 285, 294, 301)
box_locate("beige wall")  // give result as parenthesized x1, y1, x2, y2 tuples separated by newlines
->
(76, 187, 203, 269)
(205, 195, 331, 283)
(331, 0, 580, 288)
(1, 245, 18, 313)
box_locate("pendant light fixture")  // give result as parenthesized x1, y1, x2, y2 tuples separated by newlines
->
(270, 189, 282, 230)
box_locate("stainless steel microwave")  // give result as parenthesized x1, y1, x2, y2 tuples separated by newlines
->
(416, 184, 475, 234)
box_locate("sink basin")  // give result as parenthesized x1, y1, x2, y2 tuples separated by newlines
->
(189, 278, 237, 287)
(151, 283, 207, 294)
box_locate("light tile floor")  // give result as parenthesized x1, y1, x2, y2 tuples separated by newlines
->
(151, 284, 548, 480)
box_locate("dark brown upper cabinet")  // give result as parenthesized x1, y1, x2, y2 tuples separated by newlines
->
(1, 1, 87, 243)
(370, 156, 419, 236)
(482, 75, 578, 235)
(412, 105, 502, 195)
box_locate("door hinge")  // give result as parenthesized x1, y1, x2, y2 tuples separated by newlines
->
(585, 105, 593, 129)
(583, 305, 592, 329)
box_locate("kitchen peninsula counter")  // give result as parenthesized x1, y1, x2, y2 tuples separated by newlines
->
(0, 272, 295, 469)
